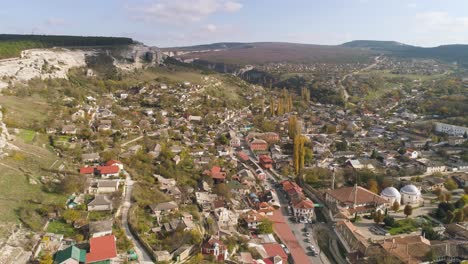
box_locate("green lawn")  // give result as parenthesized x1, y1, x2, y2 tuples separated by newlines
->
(46, 220, 77, 237)
(387, 219, 418, 235)
(17, 129, 36, 143)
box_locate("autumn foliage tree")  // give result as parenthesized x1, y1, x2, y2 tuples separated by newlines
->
(404, 204, 413, 218)
(293, 135, 308, 174)
(367, 179, 379, 194)
(392, 200, 400, 212)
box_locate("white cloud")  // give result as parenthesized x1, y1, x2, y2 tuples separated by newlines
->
(415, 12, 468, 33)
(129, 0, 242, 24)
(205, 23, 217, 33)
(224, 1, 242, 12)
(410, 11, 468, 45)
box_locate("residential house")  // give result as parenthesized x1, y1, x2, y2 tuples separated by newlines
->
(195, 192, 218, 211)
(173, 245, 193, 262)
(262, 243, 288, 263)
(89, 220, 113, 238)
(292, 199, 315, 221)
(423, 176, 445, 191)
(96, 180, 119, 193)
(201, 237, 228, 261)
(249, 138, 268, 152)
(214, 207, 239, 231)
(241, 210, 267, 230)
(82, 153, 100, 163)
(87, 195, 113, 211)
(259, 155, 274, 169)
(62, 125, 77, 135)
(54, 245, 86, 264)
(204, 166, 227, 183)
(150, 201, 179, 218)
(80, 165, 120, 178)
(154, 174, 176, 190)
(86, 235, 118, 264)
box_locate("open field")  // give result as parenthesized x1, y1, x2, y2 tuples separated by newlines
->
(0, 134, 66, 238)
(0, 95, 50, 129)
(359, 69, 449, 81)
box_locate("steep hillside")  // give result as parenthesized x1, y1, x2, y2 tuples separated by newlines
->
(342, 40, 468, 66)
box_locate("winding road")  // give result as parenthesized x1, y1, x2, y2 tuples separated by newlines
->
(121, 171, 154, 264)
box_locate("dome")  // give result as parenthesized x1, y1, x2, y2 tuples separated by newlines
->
(400, 184, 421, 196)
(381, 187, 400, 198)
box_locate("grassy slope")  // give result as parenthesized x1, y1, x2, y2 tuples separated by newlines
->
(0, 96, 65, 237)
(0, 95, 51, 128)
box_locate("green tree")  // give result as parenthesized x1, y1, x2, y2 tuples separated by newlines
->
(422, 226, 440, 240)
(39, 252, 53, 264)
(404, 205, 413, 218)
(383, 215, 395, 227)
(373, 210, 384, 224)
(62, 209, 80, 223)
(444, 178, 458, 191)
(258, 218, 274, 234)
(454, 209, 464, 222)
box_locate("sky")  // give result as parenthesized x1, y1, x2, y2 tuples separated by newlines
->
(1, 0, 468, 47)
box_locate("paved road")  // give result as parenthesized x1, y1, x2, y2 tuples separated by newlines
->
(271, 180, 325, 264)
(121, 172, 154, 264)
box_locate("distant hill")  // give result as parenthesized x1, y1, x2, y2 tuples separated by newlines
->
(163, 42, 375, 65)
(0, 34, 134, 59)
(164, 40, 468, 68)
(341, 40, 468, 66)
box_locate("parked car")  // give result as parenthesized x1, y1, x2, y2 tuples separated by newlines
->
(280, 244, 290, 255)
(304, 232, 311, 237)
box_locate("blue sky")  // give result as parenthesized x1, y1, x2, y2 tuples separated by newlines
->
(1, 0, 468, 47)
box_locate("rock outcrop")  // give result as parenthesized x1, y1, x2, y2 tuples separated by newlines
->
(0, 107, 16, 158)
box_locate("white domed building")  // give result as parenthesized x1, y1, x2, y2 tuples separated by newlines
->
(380, 187, 401, 205)
(400, 184, 421, 206)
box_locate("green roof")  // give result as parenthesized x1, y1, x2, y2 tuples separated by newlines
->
(54, 245, 86, 263)
(88, 260, 110, 264)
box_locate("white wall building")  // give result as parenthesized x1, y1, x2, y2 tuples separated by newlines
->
(380, 187, 401, 206)
(400, 185, 421, 206)
(435, 122, 468, 136)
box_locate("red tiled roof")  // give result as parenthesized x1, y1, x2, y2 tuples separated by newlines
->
(237, 151, 250, 161)
(86, 235, 117, 263)
(80, 167, 95, 174)
(326, 185, 387, 206)
(259, 155, 273, 163)
(281, 181, 302, 192)
(105, 159, 121, 166)
(293, 199, 314, 209)
(262, 243, 288, 263)
(97, 165, 120, 175)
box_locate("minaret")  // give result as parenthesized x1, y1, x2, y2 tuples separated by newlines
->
(354, 183, 358, 207)
(331, 168, 335, 190)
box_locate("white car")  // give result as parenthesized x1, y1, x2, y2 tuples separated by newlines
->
(280, 244, 290, 254)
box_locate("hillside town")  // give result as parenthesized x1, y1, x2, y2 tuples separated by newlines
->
(15, 58, 465, 264)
